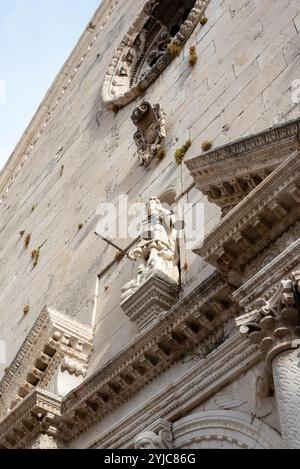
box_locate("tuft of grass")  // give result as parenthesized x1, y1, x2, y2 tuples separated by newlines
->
(167, 42, 182, 56)
(19, 230, 25, 238)
(23, 304, 30, 315)
(189, 46, 198, 67)
(175, 139, 192, 165)
(200, 16, 208, 26)
(31, 204, 37, 212)
(24, 234, 31, 249)
(78, 223, 84, 231)
(157, 148, 167, 160)
(115, 251, 125, 262)
(201, 140, 213, 152)
(60, 165, 64, 177)
(31, 248, 40, 268)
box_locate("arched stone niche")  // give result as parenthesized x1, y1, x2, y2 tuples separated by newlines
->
(102, 0, 209, 110)
(173, 411, 285, 449)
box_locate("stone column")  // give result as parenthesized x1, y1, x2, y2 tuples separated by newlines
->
(238, 273, 300, 449)
(272, 349, 300, 449)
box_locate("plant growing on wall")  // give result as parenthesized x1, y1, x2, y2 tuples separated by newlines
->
(175, 139, 192, 165)
(24, 234, 31, 249)
(31, 248, 40, 268)
(167, 43, 182, 56)
(202, 140, 213, 152)
(189, 46, 198, 67)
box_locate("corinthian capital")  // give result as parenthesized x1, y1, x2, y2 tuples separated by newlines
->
(237, 272, 300, 369)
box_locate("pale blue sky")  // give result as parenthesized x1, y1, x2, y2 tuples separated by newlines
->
(0, 0, 100, 170)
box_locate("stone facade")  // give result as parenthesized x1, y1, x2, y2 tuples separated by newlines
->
(0, 0, 299, 449)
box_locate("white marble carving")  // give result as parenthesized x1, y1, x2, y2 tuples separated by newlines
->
(121, 197, 180, 302)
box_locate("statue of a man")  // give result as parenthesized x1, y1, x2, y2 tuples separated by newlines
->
(121, 198, 179, 302)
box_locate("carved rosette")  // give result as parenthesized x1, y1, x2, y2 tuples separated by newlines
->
(102, 0, 209, 110)
(132, 101, 166, 167)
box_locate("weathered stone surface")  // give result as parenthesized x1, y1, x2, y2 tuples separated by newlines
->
(0, 0, 299, 450)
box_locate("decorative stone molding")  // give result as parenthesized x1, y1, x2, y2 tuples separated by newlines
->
(121, 272, 179, 330)
(0, 274, 239, 448)
(88, 335, 261, 449)
(135, 420, 173, 449)
(185, 118, 300, 213)
(121, 197, 180, 327)
(0, 390, 63, 449)
(237, 272, 300, 371)
(101, 0, 209, 110)
(233, 228, 300, 312)
(173, 411, 285, 449)
(237, 273, 300, 449)
(0, 306, 94, 419)
(194, 151, 300, 285)
(132, 101, 166, 167)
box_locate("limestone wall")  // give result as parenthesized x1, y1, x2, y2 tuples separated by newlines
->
(0, 0, 299, 380)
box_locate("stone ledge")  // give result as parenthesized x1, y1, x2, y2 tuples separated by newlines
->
(185, 118, 300, 212)
(120, 272, 180, 330)
(194, 150, 300, 282)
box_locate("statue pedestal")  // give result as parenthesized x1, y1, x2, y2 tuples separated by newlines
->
(121, 272, 180, 331)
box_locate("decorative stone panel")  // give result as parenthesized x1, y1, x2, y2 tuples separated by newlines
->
(102, 0, 209, 109)
(0, 274, 239, 448)
(132, 101, 166, 167)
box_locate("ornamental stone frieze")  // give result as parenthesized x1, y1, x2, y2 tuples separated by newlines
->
(132, 101, 166, 167)
(236, 272, 300, 449)
(0, 307, 94, 419)
(121, 197, 180, 329)
(194, 150, 300, 287)
(101, 0, 209, 110)
(0, 274, 239, 448)
(185, 119, 300, 214)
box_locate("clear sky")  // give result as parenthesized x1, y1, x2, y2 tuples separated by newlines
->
(0, 0, 101, 170)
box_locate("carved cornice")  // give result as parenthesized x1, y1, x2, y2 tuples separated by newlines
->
(236, 272, 300, 370)
(0, 390, 62, 449)
(0, 274, 240, 448)
(233, 229, 300, 311)
(185, 119, 300, 211)
(0, 307, 94, 420)
(0, 0, 119, 202)
(87, 335, 260, 449)
(194, 151, 300, 283)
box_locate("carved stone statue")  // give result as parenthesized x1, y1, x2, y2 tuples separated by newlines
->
(121, 197, 179, 302)
(132, 102, 166, 167)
